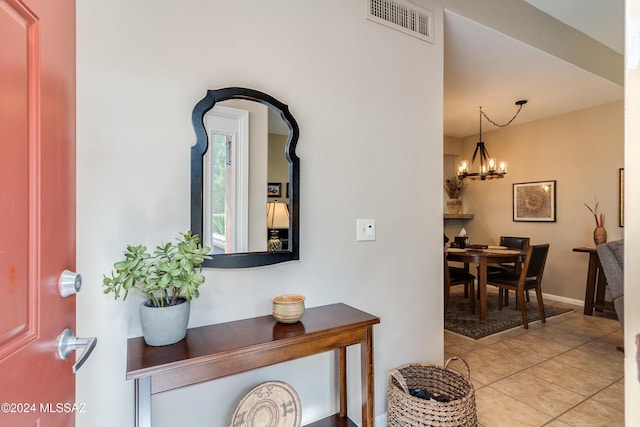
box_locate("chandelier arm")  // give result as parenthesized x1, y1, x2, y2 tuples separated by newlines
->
(478, 143, 488, 168)
(482, 147, 490, 161)
(470, 142, 481, 164)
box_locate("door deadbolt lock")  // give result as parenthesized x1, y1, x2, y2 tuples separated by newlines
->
(58, 270, 82, 297)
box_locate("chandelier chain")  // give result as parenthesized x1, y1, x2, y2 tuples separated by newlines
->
(480, 103, 525, 128)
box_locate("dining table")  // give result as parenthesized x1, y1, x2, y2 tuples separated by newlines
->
(446, 246, 525, 320)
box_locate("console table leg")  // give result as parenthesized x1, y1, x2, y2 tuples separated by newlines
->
(583, 253, 598, 315)
(135, 377, 152, 427)
(595, 261, 607, 312)
(338, 347, 347, 418)
(361, 326, 374, 427)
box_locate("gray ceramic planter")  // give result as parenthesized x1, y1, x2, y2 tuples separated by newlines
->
(139, 299, 190, 346)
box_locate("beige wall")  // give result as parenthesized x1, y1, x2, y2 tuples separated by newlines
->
(76, 1, 444, 426)
(443, 136, 466, 241)
(444, 135, 464, 158)
(453, 101, 623, 301)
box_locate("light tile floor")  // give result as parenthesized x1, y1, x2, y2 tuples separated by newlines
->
(444, 290, 624, 427)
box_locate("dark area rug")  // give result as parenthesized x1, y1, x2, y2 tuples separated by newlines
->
(445, 292, 574, 339)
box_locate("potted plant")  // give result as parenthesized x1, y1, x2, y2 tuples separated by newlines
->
(444, 174, 464, 214)
(102, 231, 211, 346)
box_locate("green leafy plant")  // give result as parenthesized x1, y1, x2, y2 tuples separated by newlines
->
(102, 231, 212, 307)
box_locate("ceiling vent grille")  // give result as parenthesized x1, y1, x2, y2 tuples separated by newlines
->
(367, 0, 434, 43)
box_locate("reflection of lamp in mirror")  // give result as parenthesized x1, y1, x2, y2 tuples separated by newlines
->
(266, 201, 289, 251)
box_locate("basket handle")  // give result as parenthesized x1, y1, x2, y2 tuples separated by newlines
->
(444, 356, 471, 380)
(389, 368, 410, 394)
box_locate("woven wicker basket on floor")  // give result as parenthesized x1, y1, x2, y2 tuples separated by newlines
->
(387, 357, 476, 427)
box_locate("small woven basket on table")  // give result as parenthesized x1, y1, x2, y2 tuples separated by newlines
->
(387, 357, 476, 427)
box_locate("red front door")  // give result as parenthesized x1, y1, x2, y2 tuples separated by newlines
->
(0, 0, 77, 426)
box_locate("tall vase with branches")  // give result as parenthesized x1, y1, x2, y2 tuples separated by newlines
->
(445, 175, 464, 214)
(585, 197, 607, 245)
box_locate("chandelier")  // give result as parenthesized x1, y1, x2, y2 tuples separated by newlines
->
(457, 100, 528, 180)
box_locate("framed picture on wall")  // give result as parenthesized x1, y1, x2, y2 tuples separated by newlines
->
(513, 180, 557, 222)
(619, 168, 624, 227)
(267, 183, 281, 198)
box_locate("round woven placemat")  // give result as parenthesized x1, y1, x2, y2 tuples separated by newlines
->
(230, 381, 301, 427)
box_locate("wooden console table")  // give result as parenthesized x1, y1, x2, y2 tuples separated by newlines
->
(573, 247, 615, 315)
(126, 303, 380, 427)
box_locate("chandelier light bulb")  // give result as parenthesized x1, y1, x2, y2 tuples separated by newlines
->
(458, 160, 469, 175)
(498, 161, 507, 174)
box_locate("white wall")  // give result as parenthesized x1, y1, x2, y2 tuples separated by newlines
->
(75, 1, 444, 426)
(625, 0, 640, 423)
(456, 102, 624, 302)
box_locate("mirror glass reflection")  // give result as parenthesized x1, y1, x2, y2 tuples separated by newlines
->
(203, 101, 290, 254)
(191, 88, 299, 268)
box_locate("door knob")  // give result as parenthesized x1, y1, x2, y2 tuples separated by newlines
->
(57, 328, 97, 373)
(59, 270, 82, 297)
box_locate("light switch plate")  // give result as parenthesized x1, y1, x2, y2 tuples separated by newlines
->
(356, 219, 376, 241)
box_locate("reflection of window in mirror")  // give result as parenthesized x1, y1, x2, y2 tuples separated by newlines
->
(204, 105, 250, 254)
(202, 100, 291, 255)
(210, 132, 231, 253)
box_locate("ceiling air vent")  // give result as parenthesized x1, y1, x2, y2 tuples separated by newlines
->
(367, 0, 434, 43)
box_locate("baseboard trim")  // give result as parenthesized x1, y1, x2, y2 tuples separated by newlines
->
(542, 292, 584, 307)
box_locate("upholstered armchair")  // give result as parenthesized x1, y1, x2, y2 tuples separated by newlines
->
(596, 240, 624, 330)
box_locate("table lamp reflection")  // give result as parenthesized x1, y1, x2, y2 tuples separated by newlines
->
(266, 201, 289, 251)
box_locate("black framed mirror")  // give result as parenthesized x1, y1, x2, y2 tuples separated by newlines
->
(191, 87, 299, 268)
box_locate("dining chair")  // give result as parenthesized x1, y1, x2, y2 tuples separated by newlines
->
(486, 244, 550, 329)
(487, 236, 530, 274)
(444, 253, 476, 314)
(487, 236, 530, 305)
